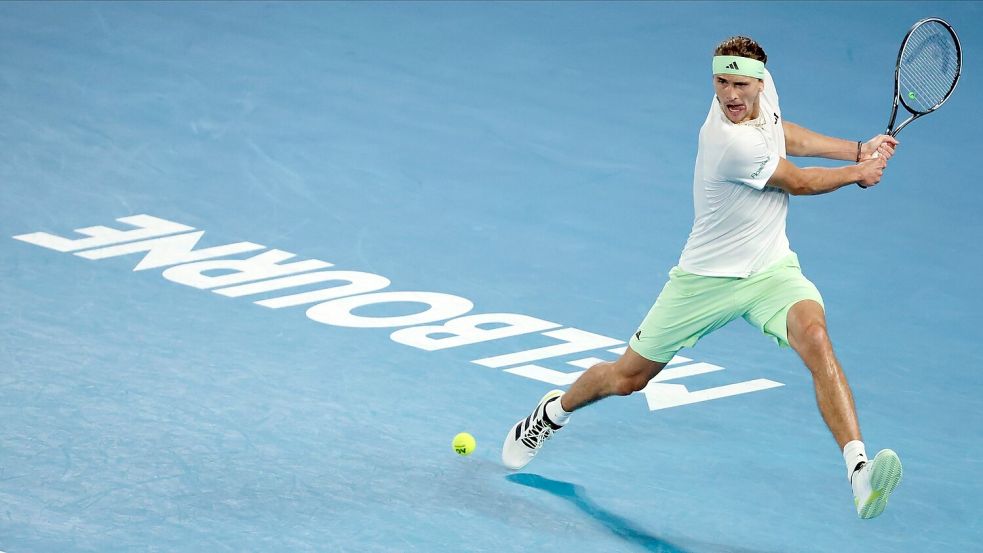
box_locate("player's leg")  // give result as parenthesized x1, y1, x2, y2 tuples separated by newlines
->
(501, 266, 736, 470)
(785, 299, 902, 519)
(785, 299, 860, 449)
(560, 347, 666, 412)
(741, 255, 862, 452)
(500, 347, 667, 470)
(743, 254, 902, 517)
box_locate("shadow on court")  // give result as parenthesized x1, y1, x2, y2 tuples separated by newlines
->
(507, 473, 692, 553)
(507, 473, 781, 553)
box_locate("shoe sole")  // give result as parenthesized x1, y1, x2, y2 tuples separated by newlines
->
(501, 389, 565, 470)
(857, 449, 903, 519)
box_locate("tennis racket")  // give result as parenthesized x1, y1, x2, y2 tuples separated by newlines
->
(878, 17, 962, 144)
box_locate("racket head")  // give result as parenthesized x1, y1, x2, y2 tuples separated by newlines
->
(895, 17, 962, 116)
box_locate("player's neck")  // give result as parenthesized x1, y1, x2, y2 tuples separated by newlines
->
(747, 101, 760, 121)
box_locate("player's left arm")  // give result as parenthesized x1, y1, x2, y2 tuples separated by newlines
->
(782, 120, 899, 161)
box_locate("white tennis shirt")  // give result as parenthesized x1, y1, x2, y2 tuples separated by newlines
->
(677, 68, 792, 278)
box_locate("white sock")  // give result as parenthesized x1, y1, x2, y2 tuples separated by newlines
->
(843, 440, 868, 482)
(544, 395, 571, 426)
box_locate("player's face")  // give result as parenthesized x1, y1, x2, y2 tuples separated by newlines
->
(713, 75, 764, 123)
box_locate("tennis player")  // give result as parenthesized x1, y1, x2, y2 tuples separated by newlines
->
(502, 36, 903, 519)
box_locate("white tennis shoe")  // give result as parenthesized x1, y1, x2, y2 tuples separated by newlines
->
(851, 449, 903, 519)
(502, 390, 566, 470)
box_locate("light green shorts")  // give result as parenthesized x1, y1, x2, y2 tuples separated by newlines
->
(628, 253, 824, 363)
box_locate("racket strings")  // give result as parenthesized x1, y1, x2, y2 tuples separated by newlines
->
(898, 22, 959, 112)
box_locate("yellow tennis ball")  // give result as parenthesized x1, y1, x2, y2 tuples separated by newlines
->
(452, 432, 476, 456)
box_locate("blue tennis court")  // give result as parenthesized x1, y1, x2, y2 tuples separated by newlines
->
(2, 2, 981, 551)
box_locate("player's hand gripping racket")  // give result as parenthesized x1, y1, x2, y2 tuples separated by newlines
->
(874, 17, 962, 156)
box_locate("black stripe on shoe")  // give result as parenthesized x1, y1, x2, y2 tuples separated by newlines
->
(541, 396, 563, 430)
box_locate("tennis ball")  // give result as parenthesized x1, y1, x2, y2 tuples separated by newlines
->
(452, 432, 476, 456)
(908, 91, 917, 100)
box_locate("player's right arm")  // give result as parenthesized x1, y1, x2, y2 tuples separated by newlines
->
(767, 156, 886, 195)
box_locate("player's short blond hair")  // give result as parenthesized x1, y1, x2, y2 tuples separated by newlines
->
(714, 36, 767, 64)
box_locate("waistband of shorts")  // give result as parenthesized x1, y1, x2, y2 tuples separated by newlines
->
(671, 252, 799, 279)
(760, 252, 800, 273)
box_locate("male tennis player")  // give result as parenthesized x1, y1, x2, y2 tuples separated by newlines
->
(502, 36, 903, 519)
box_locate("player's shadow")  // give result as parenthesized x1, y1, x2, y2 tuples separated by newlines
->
(506, 473, 691, 553)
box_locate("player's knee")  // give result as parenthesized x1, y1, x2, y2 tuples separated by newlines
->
(612, 375, 642, 396)
(607, 352, 663, 396)
(804, 321, 830, 345)
(612, 371, 652, 396)
(794, 320, 830, 352)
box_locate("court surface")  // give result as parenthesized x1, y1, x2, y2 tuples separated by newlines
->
(2, 2, 982, 552)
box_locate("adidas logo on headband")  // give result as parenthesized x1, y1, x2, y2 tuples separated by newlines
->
(712, 56, 765, 79)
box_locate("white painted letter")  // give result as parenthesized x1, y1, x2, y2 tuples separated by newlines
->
(391, 313, 561, 351)
(76, 231, 265, 270)
(162, 250, 331, 289)
(306, 291, 473, 328)
(503, 356, 710, 387)
(13, 214, 193, 252)
(215, 271, 391, 308)
(472, 328, 623, 368)
(639, 378, 784, 411)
